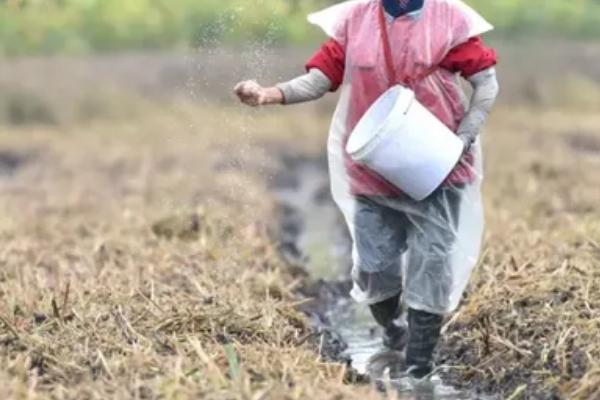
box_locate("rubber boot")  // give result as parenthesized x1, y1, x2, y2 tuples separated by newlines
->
(369, 294, 408, 351)
(404, 308, 444, 379)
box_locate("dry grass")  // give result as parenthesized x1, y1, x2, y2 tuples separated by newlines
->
(440, 107, 600, 399)
(0, 105, 385, 400)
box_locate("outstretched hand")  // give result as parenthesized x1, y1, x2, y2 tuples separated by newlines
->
(234, 80, 266, 107)
(234, 80, 284, 107)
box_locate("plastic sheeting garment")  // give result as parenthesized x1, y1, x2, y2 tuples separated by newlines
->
(308, 0, 493, 315)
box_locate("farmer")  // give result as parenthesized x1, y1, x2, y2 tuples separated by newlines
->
(234, 0, 498, 380)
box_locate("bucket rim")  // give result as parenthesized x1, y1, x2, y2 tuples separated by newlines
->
(346, 85, 412, 160)
(346, 85, 403, 158)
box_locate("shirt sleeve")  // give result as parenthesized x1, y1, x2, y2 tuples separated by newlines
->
(440, 37, 497, 78)
(305, 39, 346, 92)
(276, 69, 332, 105)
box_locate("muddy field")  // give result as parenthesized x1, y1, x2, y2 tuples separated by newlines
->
(1, 41, 600, 399)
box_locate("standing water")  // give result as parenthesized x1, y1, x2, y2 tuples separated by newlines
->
(271, 154, 497, 400)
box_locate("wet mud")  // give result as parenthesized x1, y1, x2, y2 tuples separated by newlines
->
(270, 152, 354, 363)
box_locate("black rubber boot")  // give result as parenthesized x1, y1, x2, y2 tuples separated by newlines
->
(369, 294, 401, 327)
(405, 308, 444, 379)
(369, 294, 408, 351)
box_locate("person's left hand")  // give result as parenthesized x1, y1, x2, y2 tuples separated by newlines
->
(457, 131, 477, 153)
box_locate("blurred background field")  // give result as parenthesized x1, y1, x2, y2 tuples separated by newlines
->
(2, 0, 600, 127)
(1, 1, 600, 399)
(3, 0, 600, 55)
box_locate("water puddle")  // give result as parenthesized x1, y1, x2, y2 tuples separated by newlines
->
(271, 154, 496, 399)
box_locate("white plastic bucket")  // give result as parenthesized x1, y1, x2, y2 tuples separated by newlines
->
(346, 85, 464, 201)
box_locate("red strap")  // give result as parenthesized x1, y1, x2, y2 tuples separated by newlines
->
(378, 3, 397, 84)
(377, 4, 439, 88)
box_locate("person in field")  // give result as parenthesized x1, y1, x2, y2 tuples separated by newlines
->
(235, 0, 498, 380)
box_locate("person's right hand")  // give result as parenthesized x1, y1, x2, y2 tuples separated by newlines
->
(234, 80, 267, 107)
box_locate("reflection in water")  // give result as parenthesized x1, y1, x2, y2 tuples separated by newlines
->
(325, 297, 496, 400)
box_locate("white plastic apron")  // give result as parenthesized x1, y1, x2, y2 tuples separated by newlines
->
(308, 0, 493, 314)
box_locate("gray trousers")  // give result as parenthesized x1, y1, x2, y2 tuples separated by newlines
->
(352, 187, 462, 312)
(354, 187, 463, 377)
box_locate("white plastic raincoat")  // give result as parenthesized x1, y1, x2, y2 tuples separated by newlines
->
(308, 0, 493, 315)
